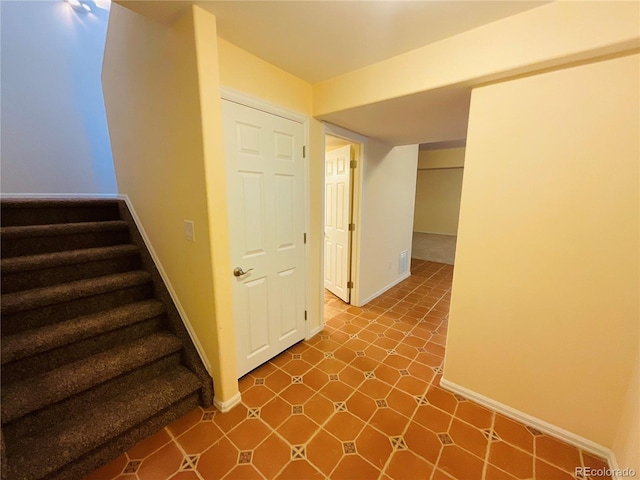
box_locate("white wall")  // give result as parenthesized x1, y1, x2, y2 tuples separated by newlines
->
(358, 141, 418, 304)
(1, 1, 117, 194)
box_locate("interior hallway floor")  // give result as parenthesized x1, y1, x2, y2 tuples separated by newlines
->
(85, 260, 610, 480)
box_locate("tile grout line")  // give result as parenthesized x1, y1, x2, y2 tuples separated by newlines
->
(164, 424, 206, 480)
(480, 407, 497, 480)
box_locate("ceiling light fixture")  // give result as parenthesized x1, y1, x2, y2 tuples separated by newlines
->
(65, 0, 91, 13)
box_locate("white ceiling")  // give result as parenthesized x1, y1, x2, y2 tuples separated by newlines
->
(319, 85, 472, 146)
(119, 0, 549, 146)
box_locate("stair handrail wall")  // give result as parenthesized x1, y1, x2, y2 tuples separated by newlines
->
(116, 196, 214, 406)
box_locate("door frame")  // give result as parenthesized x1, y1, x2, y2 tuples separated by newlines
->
(220, 87, 312, 339)
(322, 123, 367, 308)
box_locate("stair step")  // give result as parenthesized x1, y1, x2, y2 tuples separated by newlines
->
(1, 245, 139, 273)
(1, 300, 165, 365)
(5, 367, 201, 480)
(0, 220, 129, 239)
(1, 198, 121, 227)
(1, 245, 141, 293)
(1, 316, 166, 386)
(1, 331, 183, 424)
(1, 271, 152, 315)
(3, 354, 183, 442)
(1, 221, 131, 258)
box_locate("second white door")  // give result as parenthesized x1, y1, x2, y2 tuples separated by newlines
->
(324, 145, 352, 303)
(223, 99, 306, 378)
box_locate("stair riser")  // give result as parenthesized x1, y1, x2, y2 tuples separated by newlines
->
(1, 255, 141, 293)
(44, 394, 200, 480)
(3, 354, 183, 441)
(1, 316, 165, 386)
(1, 230, 130, 258)
(1, 284, 154, 335)
(0, 199, 213, 480)
(1, 205, 121, 227)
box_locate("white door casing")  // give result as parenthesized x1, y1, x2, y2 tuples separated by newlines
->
(324, 145, 352, 303)
(222, 99, 306, 378)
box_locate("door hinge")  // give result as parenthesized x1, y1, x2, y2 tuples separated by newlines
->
(350, 160, 357, 169)
(348, 223, 356, 231)
(347, 281, 354, 289)
(303, 145, 306, 158)
(304, 232, 307, 244)
(304, 310, 308, 321)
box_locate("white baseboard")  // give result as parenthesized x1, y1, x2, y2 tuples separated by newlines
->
(439, 377, 619, 474)
(357, 272, 411, 306)
(118, 195, 213, 373)
(0, 193, 119, 199)
(214, 392, 242, 413)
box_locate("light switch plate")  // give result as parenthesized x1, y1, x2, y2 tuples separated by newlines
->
(184, 220, 195, 242)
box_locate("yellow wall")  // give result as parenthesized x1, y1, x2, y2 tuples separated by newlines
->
(191, 6, 238, 406)
(445, 53, 639, 448)
(102, 4, 238, 403)
(217, 38, 312, 115)
(313, 1, 640, 116)
(216, 35, 325, 336)
(414, 148, 465, 235)
(613, 352, 639, 472)
(417, 148, 465, 170)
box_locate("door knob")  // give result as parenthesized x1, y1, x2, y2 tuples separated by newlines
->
(233, 267, 254, 277)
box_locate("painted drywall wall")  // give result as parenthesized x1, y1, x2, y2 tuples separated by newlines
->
(217, 38, 312, 114)
(1, 0, 117, 194)
(612, 352, 639, 472)
(102, 4, 238, 403)
(358, 142, 419, 304)
(417, 148, 465, 170)
(190, 5, 238, 407)
(314, 1, 640, 116)
(217, 37, 326, 336)
(414, 148, 465, 235)
(445, 53, 639, 448)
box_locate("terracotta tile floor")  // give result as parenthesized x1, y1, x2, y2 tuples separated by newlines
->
(85, 260, 611, 480)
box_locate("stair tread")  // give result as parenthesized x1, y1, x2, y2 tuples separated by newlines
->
(0, 220, 129, 238)
(1, 300, 165, 365)
(1, 331, 183, 424)
(6, 366, 200, 480)
(1, 198, 119, 208)
(1, 244, 139, 273)
(1, 271, 152, 314)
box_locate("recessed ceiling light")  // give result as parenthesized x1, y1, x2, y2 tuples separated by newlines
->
(65, 0, 90, 13)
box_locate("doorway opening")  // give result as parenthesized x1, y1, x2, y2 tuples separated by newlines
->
(322, 124, 365, 321)
(412, 144, 465, 265)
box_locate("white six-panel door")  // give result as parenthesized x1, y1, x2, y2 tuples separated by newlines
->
(324, 145, 352, 303)
(222, 99, 306, 378)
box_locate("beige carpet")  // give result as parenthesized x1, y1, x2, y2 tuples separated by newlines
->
(411, 232, 456, 265)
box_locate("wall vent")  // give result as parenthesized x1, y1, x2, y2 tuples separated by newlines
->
(399, 250, 409, 274)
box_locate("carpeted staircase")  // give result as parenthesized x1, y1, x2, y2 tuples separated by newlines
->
(1, 198, 214, 480)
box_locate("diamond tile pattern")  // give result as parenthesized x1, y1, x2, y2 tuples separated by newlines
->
(85, 260, 611, 480)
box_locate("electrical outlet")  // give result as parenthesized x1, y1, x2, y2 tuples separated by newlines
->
(184, 220, 195, 242)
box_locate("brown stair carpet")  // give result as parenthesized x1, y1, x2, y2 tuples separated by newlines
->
(0, 198, 214, 480)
